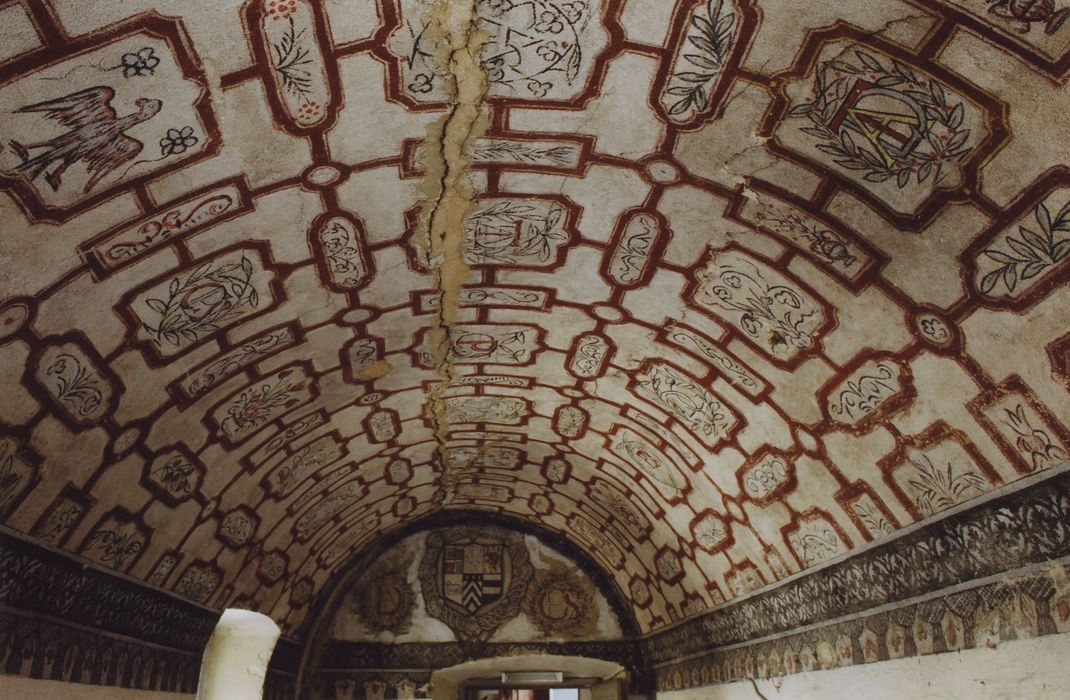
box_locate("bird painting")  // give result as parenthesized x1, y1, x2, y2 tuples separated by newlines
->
(7, 86, 162, 194)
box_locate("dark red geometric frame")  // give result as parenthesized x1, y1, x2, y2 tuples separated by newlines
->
(254, 431, 347, 493)
(628, 357, 745, 451)
(540, 453, 574, 485)
(566, 512, 626, 569)
(307, 210, 376, 293)
(552, 403, 591, 441)
(600, 208, 674, 290)
(621, 405, 703, 470)
(834, 479, 903, 543)
(688, 508, 735, 555)
(654, 320, 771, 401)
(583, 476, 658, 541)
(76, 506, 152, 574)
(816, 350, 917, 435)
(877, 421, 1002, 522)
(724, 179, 887, 292)
(245, 407, 331, 470)
(398, 131, 597, 179)
(146, 548, 183, 587)
(363, 407, 401, 444)
(654, 545, 686, 586)
(566, 331, 616, 380)
(1050, 331, 1070, 393)
(409, 322, 547, 368)
(290, 481, 372, 542)
(410, 285, 557, 315)
(240, 0, 342, 136)
(734, 448, 799, 507)
(256, 548, 291, 586)
(368, 0, 627, 112)
(682, 243, 838, 370)
(140, 442, 206, 507)
(0, 425, 43, 520)
(758, 22, 1010, 231)
(960, 166, 1070, 311)
(215, 504, 261, 550)
(164, 320, 305, 407)
(399, 193, 583, 273)
(79, 175, 254, 280)
(965, 374, 1070, 476)
(200, 359, 319, 448)
(0, 11, 221, 224)
(27, 482, 93, 546)
(22, 331, 125, 433)
(383, 457, 413, 486)
(116, 240, 288, 367)
(779, 507, 853, 570)
(911, 0, 1070, 82)
(647, 0, 761, 130)
(908, 304, 964, 356)
(601, 426, 695, 507)
(338, 333, 387, 386)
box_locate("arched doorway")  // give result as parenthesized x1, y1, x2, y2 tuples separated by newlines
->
(431, 655, 625, 700)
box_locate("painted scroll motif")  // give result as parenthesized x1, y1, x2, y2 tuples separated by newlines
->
(690, 248, 827, 363)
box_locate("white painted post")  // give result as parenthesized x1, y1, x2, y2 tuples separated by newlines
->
(195, 609, 281, 700)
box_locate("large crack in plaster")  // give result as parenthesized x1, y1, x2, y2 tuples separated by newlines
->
(415, 0, 490, 497)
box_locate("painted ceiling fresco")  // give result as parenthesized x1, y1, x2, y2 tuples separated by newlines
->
(1, 0, 1069, 640)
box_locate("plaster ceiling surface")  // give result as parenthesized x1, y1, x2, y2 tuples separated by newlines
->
(0, 0, 1069, 637)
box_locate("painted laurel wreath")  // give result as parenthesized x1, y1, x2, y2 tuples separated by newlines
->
(789, 51, 974, 190)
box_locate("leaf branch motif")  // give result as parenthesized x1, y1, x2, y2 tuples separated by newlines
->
(141, 256, 259, 348)
(664, 0, 737, 120)
(273, 16, 314, 100)
(465, 201, 568, 264)
(788, 51, 973, 189)
(980, 199, 1070, 295)
(638, 364, 730, 438)
(470, 140, 575, 165)
(221, 374, 300, 438)
(830, 362, 898, 420)
(153, 455, 194, 497)
(84, 527, 144, 570)
(906, 452, 988, 516)
(45, 353, 103, 418)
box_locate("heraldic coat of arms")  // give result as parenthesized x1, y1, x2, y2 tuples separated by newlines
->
(419, 527, 533, 640)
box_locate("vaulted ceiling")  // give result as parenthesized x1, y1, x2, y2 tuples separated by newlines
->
(1, 0, 1069, 639)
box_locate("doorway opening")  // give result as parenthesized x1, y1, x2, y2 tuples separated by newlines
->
(464, 690, 583, 700)
(430, 654, 625, 700)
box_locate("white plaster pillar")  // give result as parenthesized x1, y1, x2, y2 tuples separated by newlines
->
(195, 608, 281, 700)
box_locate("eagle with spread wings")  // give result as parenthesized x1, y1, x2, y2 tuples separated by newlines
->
(8, 86, 162, 194)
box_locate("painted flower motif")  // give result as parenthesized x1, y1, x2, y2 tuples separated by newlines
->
(408, 72, 435, 94)
(121, 47, 160, 78)
(536, 42, 562, 62)
(534, 10, 565, 34)
(159, 126, 198, 157)
(297, 100, 322, 122)
(560, 2, 587, 24)
(526, 79, 552, 98)
(267, 0, 298, 21)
